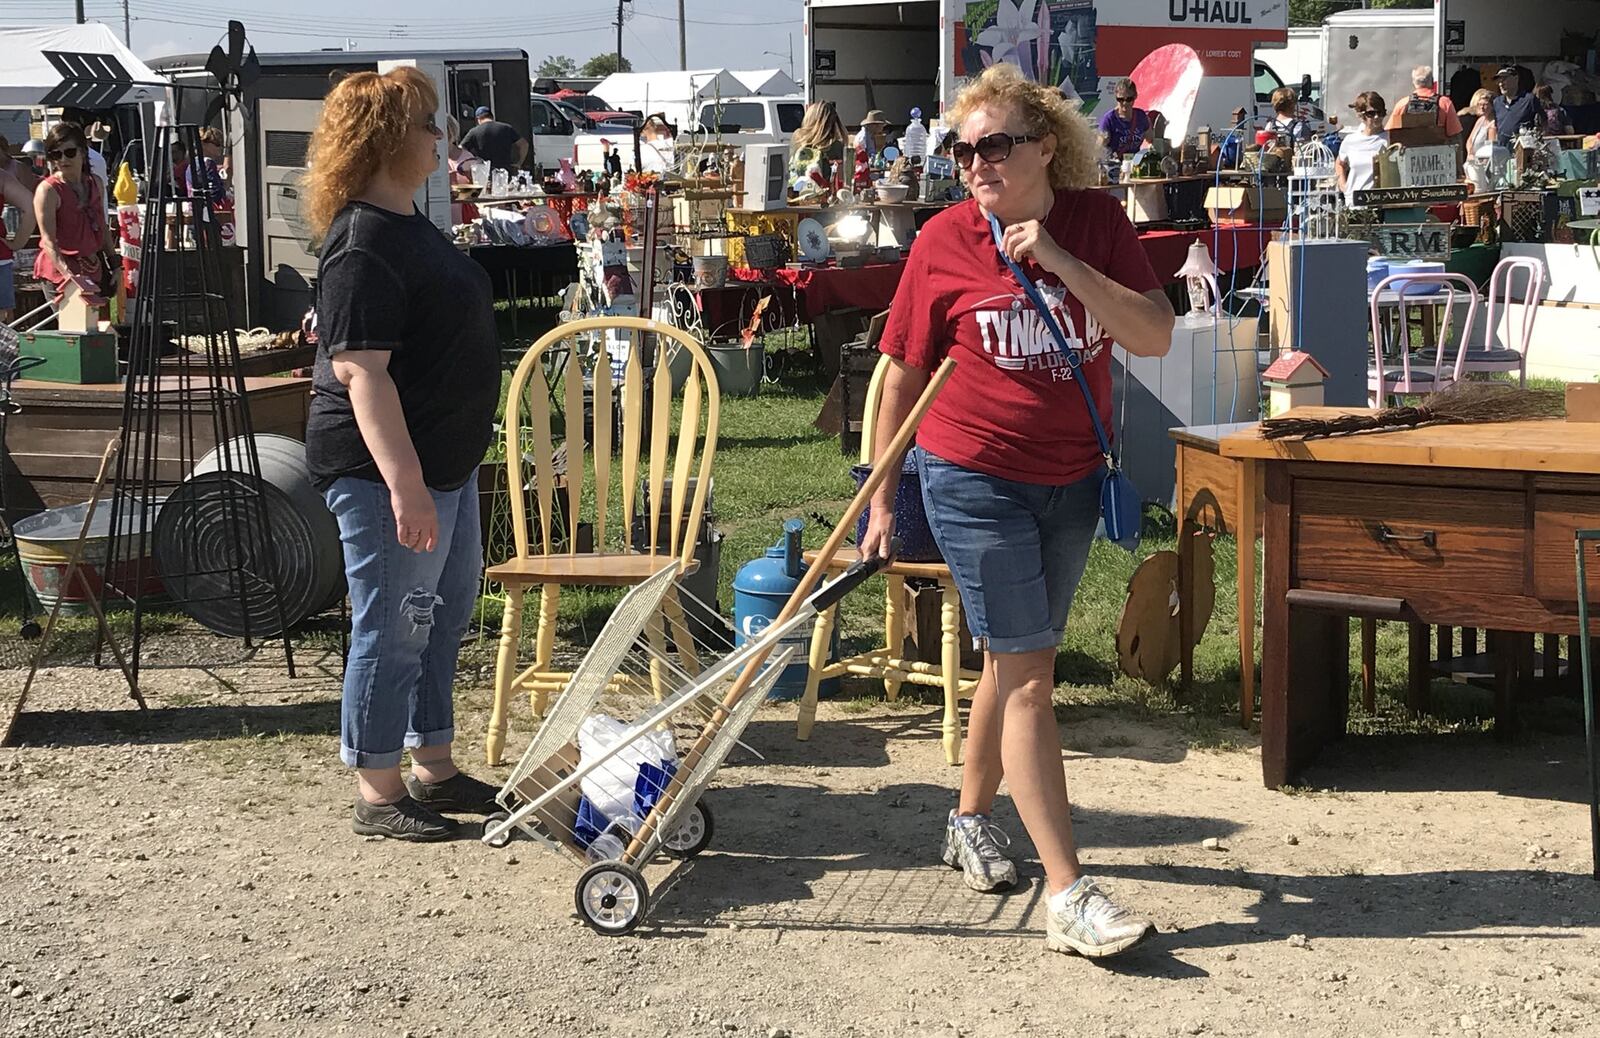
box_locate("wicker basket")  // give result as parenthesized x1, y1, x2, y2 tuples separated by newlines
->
(1461, 197, 1498, 245)
(743, 234, 790, 270)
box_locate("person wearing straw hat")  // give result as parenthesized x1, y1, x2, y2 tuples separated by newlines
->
(863, 62, 1172, 959)
(854, 109, 890, 161)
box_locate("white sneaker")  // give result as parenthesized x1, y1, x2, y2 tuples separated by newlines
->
(941, 810, 1019, 892)
(1046, 877, 1154, 958)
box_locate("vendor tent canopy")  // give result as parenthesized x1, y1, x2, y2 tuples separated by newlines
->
(591, 68, 747, 124)
(0, 23, 168, 107)
(731, 69, 801, 97)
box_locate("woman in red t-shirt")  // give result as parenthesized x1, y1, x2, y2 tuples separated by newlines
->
(864, 62, 1174, 959)
(32, 122, 113, 305)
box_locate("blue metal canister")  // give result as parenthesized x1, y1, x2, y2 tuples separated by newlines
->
(732, 518, 839, 700)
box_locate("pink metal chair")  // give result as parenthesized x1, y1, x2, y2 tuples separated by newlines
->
(1413, 256, 1546, 386)
(1368, 272, 1481, 404)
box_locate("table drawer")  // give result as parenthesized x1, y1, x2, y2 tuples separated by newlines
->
(1293, 480, 1526, 594)
(1532, 493, 1600, 601)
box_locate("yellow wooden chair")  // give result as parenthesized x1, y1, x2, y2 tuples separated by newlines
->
(484, 316, 720, 766)
(796, 354, 980, 765)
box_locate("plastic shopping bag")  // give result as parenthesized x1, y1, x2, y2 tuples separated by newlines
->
(574, 715, 678, 847)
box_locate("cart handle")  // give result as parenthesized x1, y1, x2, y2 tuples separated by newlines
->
(807, 537, 900, 613)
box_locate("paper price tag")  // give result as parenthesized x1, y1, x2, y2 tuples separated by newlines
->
(1579, 187, 1600, 217)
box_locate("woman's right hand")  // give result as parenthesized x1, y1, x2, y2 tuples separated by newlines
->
(391, 479, 439, 553)
(859, 502, 898, 561)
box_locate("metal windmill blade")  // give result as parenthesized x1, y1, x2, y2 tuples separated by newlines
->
(203, 21, 259, 127)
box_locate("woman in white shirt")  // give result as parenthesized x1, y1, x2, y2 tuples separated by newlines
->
(1337, 92, 1388, 208)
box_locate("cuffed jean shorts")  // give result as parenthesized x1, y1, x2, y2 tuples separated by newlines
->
(324, 476, 483, 769)
(914, 447, 1100, 655)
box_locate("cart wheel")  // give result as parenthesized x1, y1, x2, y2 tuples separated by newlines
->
(661, 800, 714, 860)
(575, 861, 650, 936)
(482, 811, 514, 848)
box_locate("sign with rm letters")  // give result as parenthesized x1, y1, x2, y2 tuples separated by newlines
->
(1367, 222, 1450, 261)
(1399, 145, 1457, 188)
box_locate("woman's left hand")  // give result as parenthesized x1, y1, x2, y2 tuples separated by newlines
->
(999, 220, 1072, 274)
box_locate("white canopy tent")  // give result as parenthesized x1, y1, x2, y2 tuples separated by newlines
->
(591, 69, 747, 130)
(0, 24, 168, 108)
(731, 69, 801, 97)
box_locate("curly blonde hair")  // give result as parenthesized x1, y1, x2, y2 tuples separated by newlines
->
(948, 63, 1097, 191)
(305, 66, 438, 240)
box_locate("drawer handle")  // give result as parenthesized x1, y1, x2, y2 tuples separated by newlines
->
(1374, 523, 1437, 549)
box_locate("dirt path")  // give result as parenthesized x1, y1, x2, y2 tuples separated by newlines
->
(2, 648, 1597, 1038)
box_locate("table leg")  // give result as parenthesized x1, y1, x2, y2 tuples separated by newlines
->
(1237, 458, 1258, 729)
(884, 574, 906, 702)
(1493, 630, 1520, 743)
(1407, 623, 1432, 715)
(796, 604, 838, 743)
(1177, 520, 1198, 696)
(1261, 465, 1349, 788)
(941, 584, 964, 766)
(1361, 618, 1377, 713)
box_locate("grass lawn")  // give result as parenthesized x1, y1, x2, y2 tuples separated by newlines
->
(3, 317, 1582, 750)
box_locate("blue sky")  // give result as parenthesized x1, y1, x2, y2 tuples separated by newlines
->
(0, 0, 803, 73)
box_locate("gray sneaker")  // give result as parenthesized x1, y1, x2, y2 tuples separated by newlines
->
(941, 810, 1019, 892)
(352, 795, 459, 842)
(1047, 877, 1154, 958)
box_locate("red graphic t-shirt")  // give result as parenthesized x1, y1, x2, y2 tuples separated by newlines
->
(880, 189, 1160, 486)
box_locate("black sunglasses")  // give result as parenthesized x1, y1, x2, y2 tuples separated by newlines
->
(47, 146, 80, 161)
(418, 114, 440, 134)
(1115, 95, 1136, 103)
(952, 132, 1039, 170)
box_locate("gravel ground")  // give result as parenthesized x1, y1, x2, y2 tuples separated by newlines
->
(1, 635, 1597, 1038)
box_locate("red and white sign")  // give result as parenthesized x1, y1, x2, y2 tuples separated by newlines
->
(1097, 0, 1287, 78)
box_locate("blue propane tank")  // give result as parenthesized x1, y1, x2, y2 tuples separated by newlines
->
(732, 518, 839, 700)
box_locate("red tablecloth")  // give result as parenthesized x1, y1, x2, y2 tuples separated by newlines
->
(728, 261, 907, 320)
(709, 224, 1275, 330)
(1137, 225, 1275, 285)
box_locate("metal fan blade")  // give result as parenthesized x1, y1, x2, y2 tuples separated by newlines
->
(205, 44, 230, 84)
(238, 49, 262, 90)
(227, 20, 247, 69)
(204, 94, 225, 128)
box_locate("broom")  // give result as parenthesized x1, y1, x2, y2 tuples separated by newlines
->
(1261, 381, 1566, 441)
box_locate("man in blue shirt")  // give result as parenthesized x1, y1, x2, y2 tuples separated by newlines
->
(1492, 65, 1540, 149)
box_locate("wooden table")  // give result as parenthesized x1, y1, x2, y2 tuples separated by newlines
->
(2, 376, 311, 522)
(1172, 423, 1262, 728)
(1222, 412, 1600, 787)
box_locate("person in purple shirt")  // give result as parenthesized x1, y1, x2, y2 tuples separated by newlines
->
(1097, 78, 1151, 157)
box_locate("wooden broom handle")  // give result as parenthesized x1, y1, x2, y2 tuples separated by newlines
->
(622, 356, 957, 862)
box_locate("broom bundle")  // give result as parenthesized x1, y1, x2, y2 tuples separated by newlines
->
(1261, 381, 1566, 440)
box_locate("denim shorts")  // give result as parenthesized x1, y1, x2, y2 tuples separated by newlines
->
(915, 447, 1101, 655)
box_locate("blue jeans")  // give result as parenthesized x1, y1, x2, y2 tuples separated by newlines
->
(915, 447, 1100, 655)
(324, 476, 483, 768)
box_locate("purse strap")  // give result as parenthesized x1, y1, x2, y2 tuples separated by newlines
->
(985, 211, 1117, 469)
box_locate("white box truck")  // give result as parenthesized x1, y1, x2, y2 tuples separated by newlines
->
(803, 0, 1289, 139)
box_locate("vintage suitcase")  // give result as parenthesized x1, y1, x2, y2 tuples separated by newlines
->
(16, 330, 119, 384)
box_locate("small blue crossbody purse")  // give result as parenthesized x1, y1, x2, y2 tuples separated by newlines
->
(986, 212, 1142, 552)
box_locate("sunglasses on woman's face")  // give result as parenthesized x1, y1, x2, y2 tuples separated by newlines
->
(417, 114, 440, 134)
(952, 132, 1039, 170)
(47, 146, 80, 161)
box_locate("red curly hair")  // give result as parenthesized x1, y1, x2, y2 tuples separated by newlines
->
(304, 65, 437, 240)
